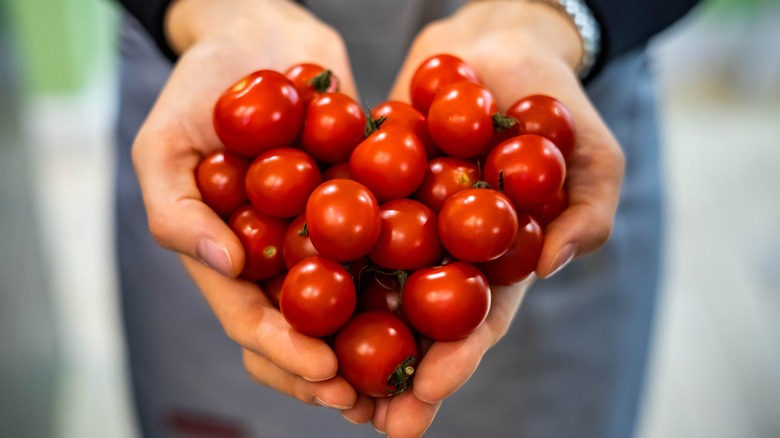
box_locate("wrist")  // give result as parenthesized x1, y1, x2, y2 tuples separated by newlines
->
(464, 0, 585, 74)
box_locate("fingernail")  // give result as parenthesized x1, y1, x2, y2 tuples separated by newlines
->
(314, 397, 352, 410)
(341, 411, 361, 425)
(373, 426, 387, 435)
(544, 243, 576, 278)
(196, 238, 233, 277)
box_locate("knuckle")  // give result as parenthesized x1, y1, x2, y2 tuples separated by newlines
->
(146, 210, 173, 248)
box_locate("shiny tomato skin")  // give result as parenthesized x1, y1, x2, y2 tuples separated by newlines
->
(477, 213, 544, 285)
(410, 54, 480, 115)
(349, 126, 427, 202)
(357, 273, 402, 315)
(372, 101, 438, 158)
(526, 187, 568, 228)
(282, 213, 319, 270)
(368, 199, 443, 271)
(402, 262, 490, 341)
(214, 70, 303, 158)
(414, 157, 480, 213)
(438, 188, 519, 263)
(228, 206, 288, 281)
(280, 256, 356, 337)
(305, 179, 381, 262)
(427, 81, 497, 159)
(335, 311, 418, 397)
(195, 150, 250, 218)
(245, 148, 322, 218)
(284, 63, 339, 107)
(484, 134, 566, 209)
(507, 95, 576, 159)
(301, 92, 366, 164)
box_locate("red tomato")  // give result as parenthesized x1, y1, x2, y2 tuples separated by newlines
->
(349, 126, 427, 202)
(402, 262, 490, 341)
(372, 101, 438, 158)
(414, 157, 480, 213)
(284, 63, 339, 107)
(484, 134, 566, 209)
(195, 150, 250, 218)
(322, 162, 351, 181)
(357, 273, 402, 316)
(305, 179, 381, 262)
(282, 213, 319, 270)
(245, 148, 322, 218)
(280, 256, 356, 337)
(214, 70, 303, 158)
(477, 213, 543, 285)
(438, 188, 518, 263)
(334, 311, 418, 397)
(507, 95, 576, 159)
(261, 272, 287, 309)
(427, 81, 497, 159)
(409, 54, 480, 115)
(368, 199, 443, 270)
(526, 187, 568, 227)
(228, 206, 287, 281)
(301, 92, 365, 164)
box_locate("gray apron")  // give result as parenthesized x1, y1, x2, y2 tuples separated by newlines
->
(115, 3, 663, 436)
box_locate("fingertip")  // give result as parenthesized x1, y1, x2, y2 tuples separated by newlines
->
(538, 242, 577, 279)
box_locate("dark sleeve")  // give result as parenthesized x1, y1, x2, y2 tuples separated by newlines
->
(117, 0, 177, 61)
(585, 0, 700, 77)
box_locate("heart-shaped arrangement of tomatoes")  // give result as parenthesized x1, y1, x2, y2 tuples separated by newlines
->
(195, 55, 574, 398)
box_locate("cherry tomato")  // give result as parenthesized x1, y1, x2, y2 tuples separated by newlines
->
(282, 213, 319, 270)
(438, 188, 518, 263)
(305, 179, 381, 262)
(414, 157, 480, 213)
(195, 150, 250, 218)
(484, 134, 566, 209)
(507, 95, 576, 159)
(349, 126, 427, 202)
(214, 70, 303, 158)
(357, 273, 402, 316)
(228, 206, 287, 281)
(245, 148, 321, 218)
(526, 187, 568, 227)
(335, 311, 418, 397)
(261, 272, 287, 309)
(372, 101, 438, 158)
(280, 256, 356, 337)
(477, 213, 543, 285)
(322, 162, 351, 181)
(409, 54, 480, 115)
(427, 81, 497, 159)
(402, 262, 490, 341)
(367, 199, 442, 270)
(284, 63, 339, 107)
(301, 92, 365, 164)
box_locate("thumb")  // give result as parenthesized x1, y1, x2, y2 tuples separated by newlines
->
(132, 126, 245, 278)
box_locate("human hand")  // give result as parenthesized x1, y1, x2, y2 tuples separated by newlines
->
(347, 1, 624, 435)
(132, 0, 360, 411)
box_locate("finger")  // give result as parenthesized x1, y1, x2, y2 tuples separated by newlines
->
(411, 281, 530, 403)
(537, 104, 625, 278)
(182, 256, 339, 381)
(243, 349, 356, 409)
(371, 397, 390, 433)
(341, 394, 375, 425)
(384, 391, 442, 438)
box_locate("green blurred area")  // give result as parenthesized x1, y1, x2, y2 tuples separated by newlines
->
(4, 0, 117, 95)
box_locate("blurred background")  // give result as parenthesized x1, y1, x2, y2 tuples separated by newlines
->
(0, 0, 778, 437)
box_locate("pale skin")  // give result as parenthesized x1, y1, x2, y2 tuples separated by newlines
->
(131, 0, 625, 436)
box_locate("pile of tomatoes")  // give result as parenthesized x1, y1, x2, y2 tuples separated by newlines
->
(195, 55, 574, 398)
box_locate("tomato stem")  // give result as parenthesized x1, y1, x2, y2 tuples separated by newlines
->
(386, 355, 416, 396)
(308, 69, 336, 93)
(298, 223, 309, 237)
(492, 113, 517, 132)
(362, 100, 387, 137)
